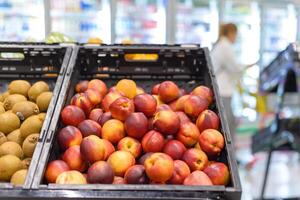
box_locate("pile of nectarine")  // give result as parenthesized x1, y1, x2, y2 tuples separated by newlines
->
(45, 79, 230, 186)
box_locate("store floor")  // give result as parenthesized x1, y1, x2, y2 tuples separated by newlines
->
(235, 134, 300, 199)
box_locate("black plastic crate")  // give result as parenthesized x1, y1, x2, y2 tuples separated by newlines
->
(33, 44, 241, 200)
(0, 44, 72, 189)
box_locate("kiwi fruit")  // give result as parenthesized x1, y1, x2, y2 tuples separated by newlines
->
(12, 101, 39, 121)
(0, 155, 22, 181)
(38, 113, 46, 121)
(0, 112, 21, 135)
(0, 132, 7, 145)
(0, 92, 9, 102)
(28, 81, 50, 101)
(7, 129, 23, 145)
(3, 94, 27, 110)
(22, 133, 39, 158)
(20, 115, 43, 139)
(36, 92, 53, 112)
(0, 141, 23, 158)
(0, 104, 5, 114)
(10, 169, 28, 185)
(8, 80, 31, 97)
(21, 158, 31, 169)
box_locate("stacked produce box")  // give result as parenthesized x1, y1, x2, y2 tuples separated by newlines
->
(0, 44, 241, 200)
(0, 44, 72, 189)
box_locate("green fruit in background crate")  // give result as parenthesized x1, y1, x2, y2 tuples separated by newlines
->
(45, 32, 76, 44)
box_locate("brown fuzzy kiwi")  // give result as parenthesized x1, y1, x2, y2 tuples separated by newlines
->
(0, 112, 21, 135)
(10, 169, 28, 185)
(28, 81, 50, 102)
(36, 92, 53, 112)
(0, 104, 5, 114)
(7, 129, 23, 145)
(0, 92, 9, 102)
(0, 132, 7, 145)
(0, 155, 22, 181)
(3, 94, 27, 110)
(12, 101, 39, 121)
(20, 115, 43, 139)
(8, 80, 31, 97)
(22, 133, 39, 158)
(38, 113, 46, 121)
(0, 141, 23, 158)
(21, 158, 31, 169)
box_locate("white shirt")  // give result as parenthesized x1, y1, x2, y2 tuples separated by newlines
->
(211, 37, 244, 97)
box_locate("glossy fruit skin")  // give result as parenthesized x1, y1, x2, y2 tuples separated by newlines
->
(61, 105, 86, 126)
(151, 84, 160, 95)
(88, 108, 103, 122)
(175, 95, 189, 111)
(87, 79, 108, 97)
(107, 150, 136, 177)
(153, 110, 180, 135)
(163, 140, 187, 160)
(109, 97, 134, 121)
(158, 81, 180, 103)
(144, 153, 174, 183)
(87, 161, 114, 184)
(117, 137, 142, 158)
(167, 160, 190, 185)
(133, 94, 157, 117)
(77, 119, 102, 137)
(124, 112, 148, 139)
(199, 129, 225, 156)
(97, 112, 112, 126)
(182, 148, 208, 171)
(124, 165, 148, 184)
(71, 93, 93, 115)
(45, 160, 70, 183)
(57, 126, 83, 151)
(176, 122, 200, 147)
(184, 95, 209, 119)
(85, 89, 103, 106)
(183, 170, 213, 186)
(101, 119, 125, 144)
(141, 130, 164, 153)
(191, 86, 213, 105)
(80, 135, 106, 164)
(62, 145, 87, 172)
(196, 110, 220, 133)
(75, 80, 89, 93)
(203, 162, 230, 185)
(101, 92, 123, 112)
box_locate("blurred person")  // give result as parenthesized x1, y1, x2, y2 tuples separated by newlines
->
(211, 23, 255, 142)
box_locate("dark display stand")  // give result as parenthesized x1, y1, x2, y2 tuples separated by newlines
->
(253, 43, 300, 200)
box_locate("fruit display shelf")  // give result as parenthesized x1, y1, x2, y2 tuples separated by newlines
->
(0, 43, 72, 190)
(260, 42, 300, 93)
(25, 44, 241, 200)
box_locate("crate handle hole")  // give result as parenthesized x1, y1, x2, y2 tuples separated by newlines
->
(124, 54, 158, 62)
(0, 52, 25, 61)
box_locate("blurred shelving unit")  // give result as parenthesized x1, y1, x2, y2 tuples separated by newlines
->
(174, 0, 219, 49)
(47, 0, 111, 43)
(260, 2, 297, 68)
(0, 0, 45, 41)
(113, 0, 166, 44)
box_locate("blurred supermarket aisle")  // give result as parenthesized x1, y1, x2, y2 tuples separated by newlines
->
(235, 133, 300, 199)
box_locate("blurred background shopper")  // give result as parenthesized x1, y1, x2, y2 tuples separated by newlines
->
(211, 23, 255, 142)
